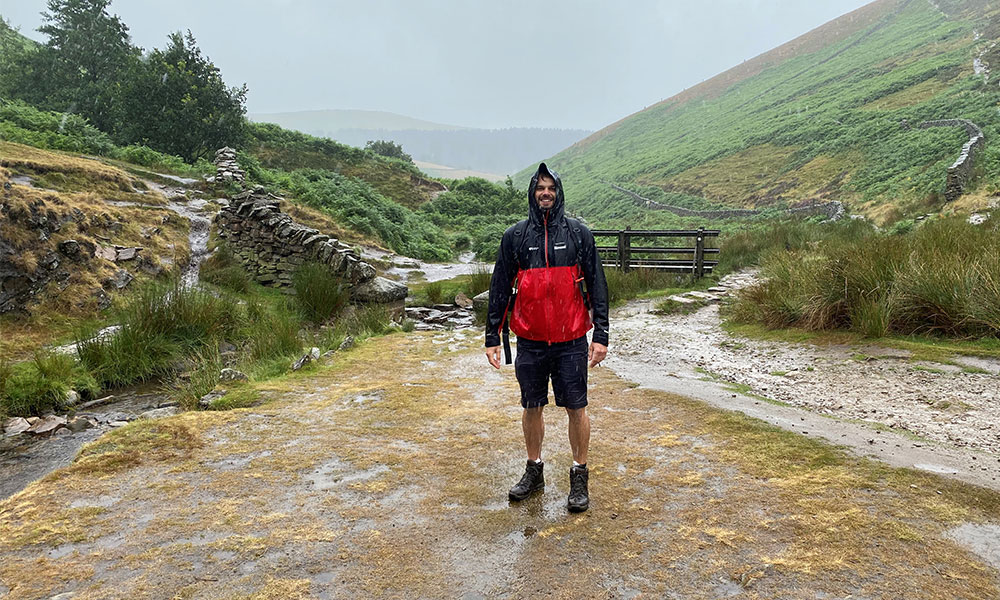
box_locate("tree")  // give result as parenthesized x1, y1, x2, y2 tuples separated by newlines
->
(26, 0, 139, 133)
(118, 31, 247, 162)
(365, 139, 413, 163)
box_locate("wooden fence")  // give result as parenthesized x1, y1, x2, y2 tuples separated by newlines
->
(591, 227, 720, 276)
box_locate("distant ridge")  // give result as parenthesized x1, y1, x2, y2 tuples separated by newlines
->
(249, 109, 468, 134)
(251, 109, 591, 177)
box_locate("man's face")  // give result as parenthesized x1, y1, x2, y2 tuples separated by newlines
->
(534, 175, 557, 210)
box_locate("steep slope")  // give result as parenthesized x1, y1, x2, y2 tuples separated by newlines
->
(523, 0, 1000, 226)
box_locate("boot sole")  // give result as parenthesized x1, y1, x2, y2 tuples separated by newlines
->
(567, 501, 589, 512)
(508, 484, 544, 502)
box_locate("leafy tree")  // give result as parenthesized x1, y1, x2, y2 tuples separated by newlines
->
(24, 0, 139, 133)
(0, 18, 37, 99)
(118, 31, 247, 162)
(365, 139, 412, 163)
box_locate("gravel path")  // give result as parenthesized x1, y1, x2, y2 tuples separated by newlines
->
(606, 272, 1000, 491)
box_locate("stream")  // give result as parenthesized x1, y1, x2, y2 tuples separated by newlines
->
(2, 176, 212, 501)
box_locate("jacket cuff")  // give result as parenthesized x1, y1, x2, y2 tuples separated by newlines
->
(591, 330, 609, 347)
(485, 333, 501, 348)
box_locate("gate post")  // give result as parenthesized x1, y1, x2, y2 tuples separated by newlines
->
(623, 226, 632, 273)
(695, 227, 705, 277)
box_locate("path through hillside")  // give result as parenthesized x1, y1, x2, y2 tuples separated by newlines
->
(2, 329, 1000, 599)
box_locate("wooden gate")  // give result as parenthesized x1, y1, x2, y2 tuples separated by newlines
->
(591, 227, 720, 276)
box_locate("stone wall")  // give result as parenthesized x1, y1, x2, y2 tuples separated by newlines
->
(606, 182, 844, 221)
(917, 119, 985, 202)
(213, 188, 406, 303)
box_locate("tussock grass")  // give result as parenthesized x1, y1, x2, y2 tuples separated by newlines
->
(292, 262, 349, 324)
(0, 351, 97, 417)
(199, 244, 251, 293)
(604, 268, 692, 306)
(731, 216, 1000, 339)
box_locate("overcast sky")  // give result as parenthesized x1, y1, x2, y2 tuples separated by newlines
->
(2, 1, 872, 130)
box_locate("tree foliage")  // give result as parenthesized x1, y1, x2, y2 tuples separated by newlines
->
(118, 31, 247, 161)
(365, 139, 412, 163)
(26, 0, 137, 133)
(0, 1, 246, 163)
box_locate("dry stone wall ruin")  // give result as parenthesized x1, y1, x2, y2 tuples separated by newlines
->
(606, 182, 844, 221)
(213, 188, 407, 303)
(917, 119, 985, 202)
(212, 147, 246, 185)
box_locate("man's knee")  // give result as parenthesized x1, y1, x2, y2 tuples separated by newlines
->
(565, 406, 588, 421)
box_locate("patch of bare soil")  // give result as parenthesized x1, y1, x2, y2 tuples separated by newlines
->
(607, 273, 1000, 491)
(2, 329, 1000, 598)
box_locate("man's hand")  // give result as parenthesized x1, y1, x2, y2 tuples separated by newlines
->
(588, 342, 608, 368)
(485, 345, 502, 369)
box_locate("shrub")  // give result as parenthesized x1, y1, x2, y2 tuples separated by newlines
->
(293, 262, 349, 324)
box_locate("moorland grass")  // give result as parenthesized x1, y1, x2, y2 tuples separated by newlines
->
(292, 261, 349, 324)
(731, 216, 1000, 339)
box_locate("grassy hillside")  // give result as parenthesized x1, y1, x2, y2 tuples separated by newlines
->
(521, 0, 1000, 227)
(245, 122, 444, 210)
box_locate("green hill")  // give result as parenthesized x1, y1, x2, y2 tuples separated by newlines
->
(520, 0, 1000, 226)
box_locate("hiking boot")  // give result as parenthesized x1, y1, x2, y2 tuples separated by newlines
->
(567, 465, 589, 512)
(508, 460, 544, 501)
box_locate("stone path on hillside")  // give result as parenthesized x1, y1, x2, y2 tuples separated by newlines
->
(2, 331, 999, 599)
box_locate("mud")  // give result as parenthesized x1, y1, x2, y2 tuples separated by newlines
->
(606, 276, 1000, 492)
(2, 330, 1000, 599)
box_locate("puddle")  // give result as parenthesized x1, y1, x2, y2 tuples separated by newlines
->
(307, 459, 390, 491)
(945, 523, 1000, 569)
(70, 495, 120, 509)
(913, 463, 959, 475)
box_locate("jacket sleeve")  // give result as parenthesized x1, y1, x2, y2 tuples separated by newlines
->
(485, 226, 519, 347)
(580, 226, 609, 346)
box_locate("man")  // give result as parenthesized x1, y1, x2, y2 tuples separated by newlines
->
(485, 162, 609, 513)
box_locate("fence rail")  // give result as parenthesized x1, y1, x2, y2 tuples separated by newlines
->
(591, 227, 720, 276)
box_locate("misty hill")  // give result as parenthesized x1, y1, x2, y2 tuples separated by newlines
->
(248, 109, 467, 134)
(250, 109, 591, 177)
(520, 0, 1000, 227)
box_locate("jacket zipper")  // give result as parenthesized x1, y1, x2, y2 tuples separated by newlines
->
(544, 214, 551, 344)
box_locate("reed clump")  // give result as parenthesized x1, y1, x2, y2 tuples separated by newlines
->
(731, 216, 1000, 339)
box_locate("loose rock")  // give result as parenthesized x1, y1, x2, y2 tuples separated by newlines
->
(219, 368, 249, 382)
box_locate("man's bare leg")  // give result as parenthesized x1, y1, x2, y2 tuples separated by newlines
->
(523, 406, 544, 461)
(566, 407, 590, 465)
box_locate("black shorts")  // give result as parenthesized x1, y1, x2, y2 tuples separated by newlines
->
(514, 336, 588, 410)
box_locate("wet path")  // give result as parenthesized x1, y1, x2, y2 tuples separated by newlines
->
(607, 273, 1000, 491)
(2, 330, 999, 599)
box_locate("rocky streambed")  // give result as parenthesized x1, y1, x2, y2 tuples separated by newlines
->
(1, 387, 179, 500)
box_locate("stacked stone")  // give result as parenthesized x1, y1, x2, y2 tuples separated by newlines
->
(918, 119, 985, 202)
(213, 188, 407, 303)
(213, 147, 245, 185)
